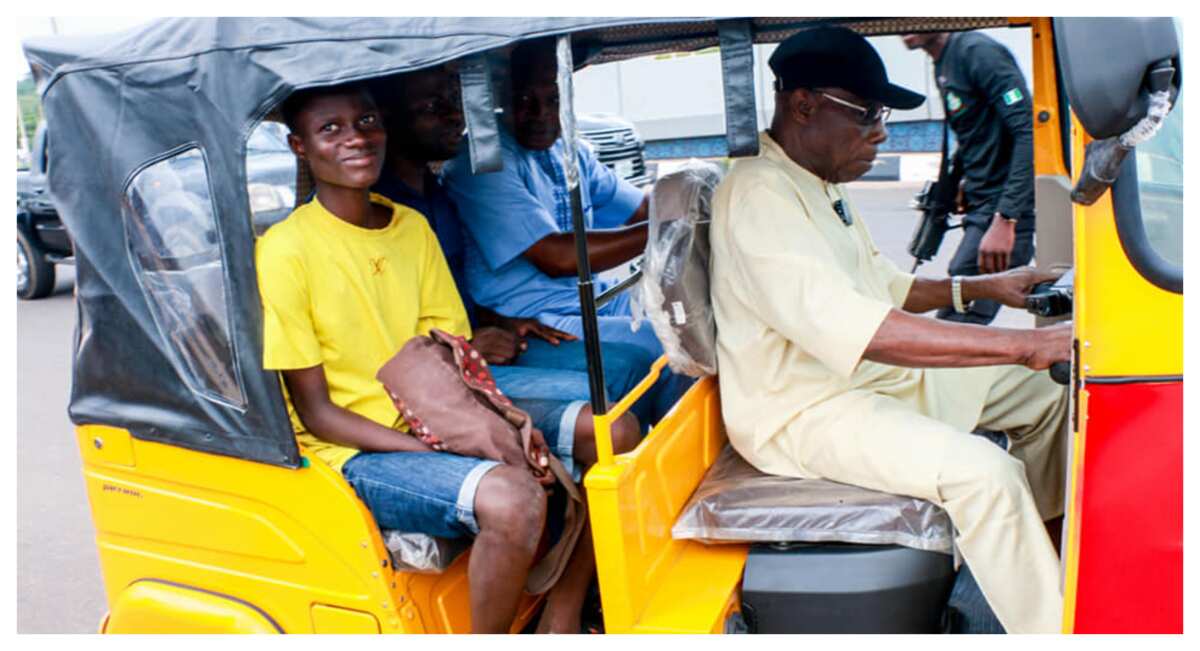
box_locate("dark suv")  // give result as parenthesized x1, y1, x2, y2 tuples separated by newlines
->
(17, 123, 72, 299)
(17, 121, 298, 300)
(578, 113, 654, 187)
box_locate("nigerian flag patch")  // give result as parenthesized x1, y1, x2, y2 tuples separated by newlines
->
(1002, 88, 1024, 105)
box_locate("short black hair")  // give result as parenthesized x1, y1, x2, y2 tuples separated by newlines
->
(510, 37, 558, 89)
(279, 82, 375, 133)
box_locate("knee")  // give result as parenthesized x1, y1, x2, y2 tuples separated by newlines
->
(474, 465, 546, 550)
(611, 412, 642, 455)
(972, 449, 1030, 500)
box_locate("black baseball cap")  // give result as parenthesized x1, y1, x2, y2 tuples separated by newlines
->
(768, 26, 925, 110)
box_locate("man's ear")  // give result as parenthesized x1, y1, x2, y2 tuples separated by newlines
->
(287, 132, 306, 160)
(787, 89, 817, 125)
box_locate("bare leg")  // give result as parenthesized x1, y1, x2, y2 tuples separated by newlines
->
(469, 464, 548, 633)
(536, 409, 641, 633)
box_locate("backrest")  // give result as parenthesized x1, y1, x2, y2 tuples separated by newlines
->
(636, 160, 724, 377)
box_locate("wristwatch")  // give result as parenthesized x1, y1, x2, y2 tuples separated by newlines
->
(951, 276, 970, 314)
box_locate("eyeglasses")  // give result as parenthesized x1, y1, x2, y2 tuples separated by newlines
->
(819, 92, 892, 126)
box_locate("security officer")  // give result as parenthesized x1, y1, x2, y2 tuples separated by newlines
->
(711, 26, 1070, 633)
(903, 31, 1035, 325)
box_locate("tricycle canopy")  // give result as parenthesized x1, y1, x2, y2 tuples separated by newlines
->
(23, 16, 1008, 467)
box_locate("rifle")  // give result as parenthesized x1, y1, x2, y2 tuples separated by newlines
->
(907, 119, 963, 272)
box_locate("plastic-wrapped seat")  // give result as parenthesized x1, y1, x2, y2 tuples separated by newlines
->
(674, 445, 957, 633)
(674, 445, 954, 553)
(634, 159, 724, 377)
(381, 530, 469, 574)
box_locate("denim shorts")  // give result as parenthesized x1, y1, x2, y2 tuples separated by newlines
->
(341, 396, 585, 538)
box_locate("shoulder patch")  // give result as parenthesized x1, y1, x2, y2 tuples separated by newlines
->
(1002, 88, 1024, 106)
(945, 91, 964, 114)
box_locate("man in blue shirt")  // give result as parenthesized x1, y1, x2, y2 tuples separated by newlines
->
(441, 38, 662, 359)
(370, 63, 665, 440)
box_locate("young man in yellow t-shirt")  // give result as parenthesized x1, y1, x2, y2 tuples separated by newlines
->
(256, 83, 634, 633)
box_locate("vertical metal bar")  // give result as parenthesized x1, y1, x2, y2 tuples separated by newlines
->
(555, 34, 608, 417)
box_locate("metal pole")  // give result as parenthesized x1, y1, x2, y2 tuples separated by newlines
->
(555, 34, 608, 415)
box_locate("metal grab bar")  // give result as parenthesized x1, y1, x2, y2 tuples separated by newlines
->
(595, 268, 643, 309)
(592, 355, 670, 466)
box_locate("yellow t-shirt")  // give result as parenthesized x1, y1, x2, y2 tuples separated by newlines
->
(256, 193, 471, 471)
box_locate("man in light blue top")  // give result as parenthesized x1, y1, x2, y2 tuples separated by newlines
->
(442, 38, 662, 359)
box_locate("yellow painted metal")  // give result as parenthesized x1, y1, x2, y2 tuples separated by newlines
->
(593, 355, 672, 466)
(585, 375, 743, 633)
(77, 423, 481, 633)
(1069, 119, 1183, 377)
(310, 604, 380, 633)
(105, 580, 282, 633)
(1029, 18, 1069, 178)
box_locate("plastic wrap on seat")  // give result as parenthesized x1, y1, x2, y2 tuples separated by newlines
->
(633, 160, 724, 377)
(382, 530, 470, 574)
(673, 445, 955, 554)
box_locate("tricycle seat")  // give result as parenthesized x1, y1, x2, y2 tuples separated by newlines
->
(673, 444, 954, 554)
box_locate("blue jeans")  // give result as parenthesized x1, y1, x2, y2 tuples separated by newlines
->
(341, 396, 580, 537)
(536, 292, 693, 425)
(492, 338, 649, 406)
(539, 292, 665, 360)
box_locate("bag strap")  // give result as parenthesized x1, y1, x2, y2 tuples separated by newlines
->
(429, 329, 586, 594)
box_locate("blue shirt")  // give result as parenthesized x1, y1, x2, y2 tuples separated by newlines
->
(441, 129, 644, 319)
(373, 168, 477, 325)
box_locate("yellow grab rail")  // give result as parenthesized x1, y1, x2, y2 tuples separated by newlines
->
(592, 355, 671, 466)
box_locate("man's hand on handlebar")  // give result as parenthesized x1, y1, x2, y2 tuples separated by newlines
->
(972, 266, 1064, 309)
(1020, 322, 1073, 371)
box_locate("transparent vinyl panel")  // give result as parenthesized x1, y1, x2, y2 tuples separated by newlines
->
(124, 148, 246, 408)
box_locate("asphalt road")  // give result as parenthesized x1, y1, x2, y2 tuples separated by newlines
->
(14, 182, 1032, 633)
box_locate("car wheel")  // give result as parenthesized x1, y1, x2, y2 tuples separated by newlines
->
(18, 229, 55, 300)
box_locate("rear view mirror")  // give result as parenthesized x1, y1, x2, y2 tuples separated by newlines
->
(1054, 17, 1180, 140)
(1055, 18, 1181, 205)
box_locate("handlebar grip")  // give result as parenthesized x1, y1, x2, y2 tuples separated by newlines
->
(1049, 361, 1071, 385)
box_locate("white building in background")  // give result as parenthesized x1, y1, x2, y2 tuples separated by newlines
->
(574, 27, 1034, 158)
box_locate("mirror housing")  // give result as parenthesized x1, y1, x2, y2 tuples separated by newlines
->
(1054, 17, 1180, 139)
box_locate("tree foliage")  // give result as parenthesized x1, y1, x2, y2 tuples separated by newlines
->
(17, 74, 41, 150)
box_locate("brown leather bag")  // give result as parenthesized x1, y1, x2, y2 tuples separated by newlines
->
(376, 328, 586, 594)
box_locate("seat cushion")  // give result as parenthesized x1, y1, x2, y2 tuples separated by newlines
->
(672, 445, 955, 554)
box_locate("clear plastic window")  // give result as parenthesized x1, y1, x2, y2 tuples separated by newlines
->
(124, 147, 246, 408)
(1134, 89, 1183, 267)
(244, 121, 298, 236)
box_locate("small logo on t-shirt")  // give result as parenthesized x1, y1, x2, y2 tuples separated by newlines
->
(945, 91, 965, 115)
(1002, 88, 1024, 106)
(368, 257, 387, 276)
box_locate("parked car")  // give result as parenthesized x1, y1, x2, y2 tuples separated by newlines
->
(17, 122, 72, 299)
(15, 120, 298, 300)
(578, 113, 654, 187)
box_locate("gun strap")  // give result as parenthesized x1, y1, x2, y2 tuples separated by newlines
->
(937, 118, 951, 182)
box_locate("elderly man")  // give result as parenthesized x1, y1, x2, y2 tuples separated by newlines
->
(710, 27, 1070, 634)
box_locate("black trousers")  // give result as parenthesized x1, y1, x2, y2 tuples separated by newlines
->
(936, 215, 1035, 325)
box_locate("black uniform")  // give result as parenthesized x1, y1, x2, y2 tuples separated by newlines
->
(934, 32, 1035, 325)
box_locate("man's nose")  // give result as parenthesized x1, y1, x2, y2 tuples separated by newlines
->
(868, 120, 888, 144)
(532, 98, 554, 120)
